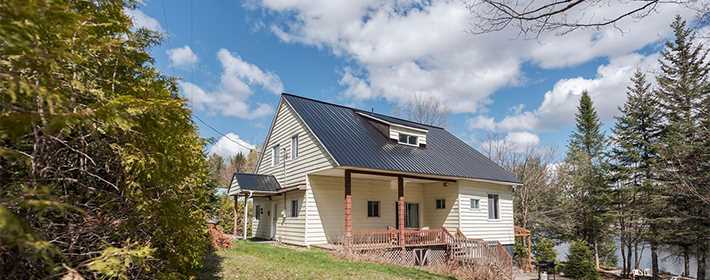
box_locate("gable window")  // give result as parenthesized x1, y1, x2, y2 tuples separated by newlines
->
(290, 200, 299, 217)
(367, 201, 380, 217)
(471, 199, 480, 209)
(398, 133, 418, 146)
(488, 194, 500, 220)
(291, 135, 299, 159)
(435, 199, 446, 209)
(272, 144, 280, 166)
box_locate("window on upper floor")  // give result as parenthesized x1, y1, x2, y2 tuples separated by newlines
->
(488, 194, 500, 220)
(291, 135, 299, 159)
(272, 144, 280, 166)
(398, 133, 418, 146)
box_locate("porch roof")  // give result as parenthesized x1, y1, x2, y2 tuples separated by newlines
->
(228, 173, 281, 195)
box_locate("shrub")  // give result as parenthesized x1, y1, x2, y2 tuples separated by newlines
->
(563, 241, 599, 280)
(533, 237, 557, 264)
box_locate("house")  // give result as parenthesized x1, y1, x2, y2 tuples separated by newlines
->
(228, 93, 519, 253)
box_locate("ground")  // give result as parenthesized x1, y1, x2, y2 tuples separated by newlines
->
(199, 241, 454, 280)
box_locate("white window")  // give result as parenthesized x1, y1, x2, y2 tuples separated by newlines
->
(398, 133, 418, 146)
(272, 144, 280, 166)
(470, 199, 480, 209)
(488, 194, 500, 220)
(290, 200, 299, 217)
(291, 135, 299, 159)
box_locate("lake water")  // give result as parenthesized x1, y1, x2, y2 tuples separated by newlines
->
(554, 239, 705, 278)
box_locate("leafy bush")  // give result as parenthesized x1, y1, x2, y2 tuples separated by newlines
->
(0, 0, 212, 278)
(533, 237, 557, 264)
(563, 241, 599, 280)
(513, 239, 528, 266)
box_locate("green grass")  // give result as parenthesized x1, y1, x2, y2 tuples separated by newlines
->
(199, 241, 454, 280)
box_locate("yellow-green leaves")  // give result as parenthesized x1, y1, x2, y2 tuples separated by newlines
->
(87, 243, 155, 280)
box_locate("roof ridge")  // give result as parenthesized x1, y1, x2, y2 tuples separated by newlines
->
(281, 92, 443, 129)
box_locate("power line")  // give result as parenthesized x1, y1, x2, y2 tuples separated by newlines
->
(193, 114, 254, 150)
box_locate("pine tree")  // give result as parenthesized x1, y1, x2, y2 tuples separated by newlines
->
(609, 70, 663, 277)
(655, 15, 710, 280)
(560, 91, 613, 269)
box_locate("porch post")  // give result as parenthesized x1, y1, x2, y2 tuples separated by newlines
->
(397, 176, 405, 246)
(243, 193, 251, 240)
(344, 170, 352, 245)
(238, 194, 239, 237)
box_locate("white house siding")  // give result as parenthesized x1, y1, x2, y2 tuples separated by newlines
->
(421, 182, 459, 230)
(272, 190, 307, 246)
(457, 180, 515, 245)
(256, 101, 334, 187)
(252, 197, 272, 239)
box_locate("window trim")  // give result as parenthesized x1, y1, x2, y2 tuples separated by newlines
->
(290, 199, 299, 217)
(367, 201, 380, 218)
(291, 135, 299, 160)
(435, 199, 446, 209)
(470, 198, 480, 209)
(272, 144, 280, 166)
(397, 133, 419, 146)
(487, 194, 500, 220)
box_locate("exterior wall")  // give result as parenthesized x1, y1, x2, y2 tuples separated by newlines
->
(304, 175, 461, 245)
(272, 190, 307, 246)
(252, 197, 272, 239)
(305, 175, 399, 244)
(421, 182, 459, 230)
(256, 101, 334, 187)
(251, 191, 308, 246)
(457, 180, 515, 245)
(388, 126, 427, 146)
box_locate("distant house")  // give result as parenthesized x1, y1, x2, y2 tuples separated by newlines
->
(228, 93, 519, 252)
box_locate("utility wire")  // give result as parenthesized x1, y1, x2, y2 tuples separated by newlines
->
(194, 114, 254, 150)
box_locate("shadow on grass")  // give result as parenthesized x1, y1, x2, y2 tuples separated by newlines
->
(198, 248, 225, 280)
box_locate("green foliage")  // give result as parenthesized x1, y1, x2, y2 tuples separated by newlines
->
(87, 243, 154, 280)
(533, 237, 557, 264)
(558, 91, 613, 267)
(563, 241, 600, 280)
(0, 0, 212, 278)
(513, 239, 528, 264)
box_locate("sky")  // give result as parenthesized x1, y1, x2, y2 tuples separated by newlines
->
(126, 0, 705, 161)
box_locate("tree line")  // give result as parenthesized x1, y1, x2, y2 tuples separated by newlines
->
(495, 16, 709, 280)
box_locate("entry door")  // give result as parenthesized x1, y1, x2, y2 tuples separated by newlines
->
(406, 203, 420, 228)
(271, 203, 278, 239)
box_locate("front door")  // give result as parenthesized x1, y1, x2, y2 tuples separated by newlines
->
(394, 202, 421, 228)
(406, 203, 420, 228)
(271, 203, 278, 239)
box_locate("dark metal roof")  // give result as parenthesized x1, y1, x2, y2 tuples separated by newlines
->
(233, 173, 281, 192)
(282, 93, 520, 184)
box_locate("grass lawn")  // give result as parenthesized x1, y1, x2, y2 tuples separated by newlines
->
(199, 241, 454, 280)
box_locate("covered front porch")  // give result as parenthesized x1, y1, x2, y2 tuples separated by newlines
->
(308, 168, 460, 248)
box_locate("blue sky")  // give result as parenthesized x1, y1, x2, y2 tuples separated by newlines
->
(126, 0, 701, 160)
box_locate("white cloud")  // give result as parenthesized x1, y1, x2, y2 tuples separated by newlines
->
(167, 46, 198, 67)
(480, 131, 541, 153)
(257, 0, 694, 113)
(209, 133, 255, 159)
(469, 52, 661, 132)
(180, 49, 283, 119)
(124, 9, 164, 33)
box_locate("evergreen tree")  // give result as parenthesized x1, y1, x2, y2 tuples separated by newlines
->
(609, 71, 663, 277)
(655, 15, 710, 280)
(560, 91, 613, 269)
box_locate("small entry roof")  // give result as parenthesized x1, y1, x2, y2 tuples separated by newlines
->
(228, 173, 281, 195)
